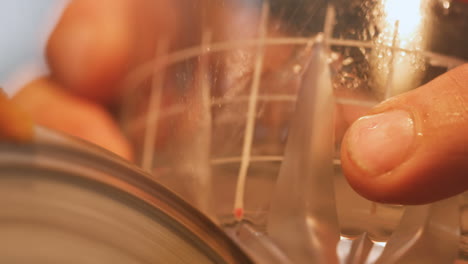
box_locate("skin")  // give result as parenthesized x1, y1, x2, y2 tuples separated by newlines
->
(341, 64, 468, 205)
(2, 0, 468, 206)
(12, 77, 133, 160)
(0, 90, 33, 143)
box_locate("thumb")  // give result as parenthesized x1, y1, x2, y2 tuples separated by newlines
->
(341, 64, 468, 205)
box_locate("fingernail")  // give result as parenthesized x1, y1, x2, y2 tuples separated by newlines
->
(346, 110, 415, 175)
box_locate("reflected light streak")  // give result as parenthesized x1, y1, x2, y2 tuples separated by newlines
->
(375, 0, 426, 98)
(383, 0, 424, 47)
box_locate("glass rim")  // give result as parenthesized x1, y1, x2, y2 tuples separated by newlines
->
(0, 126, 253, 264)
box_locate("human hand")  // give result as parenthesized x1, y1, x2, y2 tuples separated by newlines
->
(10, 0, 182, 160)
(341, 64, 468, 204)
(9, 0, 291, 162)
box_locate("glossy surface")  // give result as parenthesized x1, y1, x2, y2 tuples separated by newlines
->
(0, 127, 253, 264)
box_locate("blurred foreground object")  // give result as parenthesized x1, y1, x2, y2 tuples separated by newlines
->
(0, 89, 32, 142)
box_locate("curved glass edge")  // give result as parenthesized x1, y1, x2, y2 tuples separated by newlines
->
(0, 126, 253, 264)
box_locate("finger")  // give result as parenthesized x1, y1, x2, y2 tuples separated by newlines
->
(13, 77, 133, 160)
(47, 0, 180, 104)
(0, 90, 33, 143)
(341, 64, 468, 204)
(47, 0, 132, 103)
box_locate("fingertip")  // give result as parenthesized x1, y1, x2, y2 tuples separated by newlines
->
(0, 90, 33, 143)
(47, 0, 182, 104)
(341, 65, 468, 204)
(47, 0, 133, 104)
(13, 77, 133, 160)
(341, 118, 467, 205)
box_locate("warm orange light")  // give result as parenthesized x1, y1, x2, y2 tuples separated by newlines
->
(383, 0, 424, 47)
(374, 0, 426, 98)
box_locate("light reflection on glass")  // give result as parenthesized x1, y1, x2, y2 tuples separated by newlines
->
(373, 0, 427, 98)
(383, 0, 424, 48)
